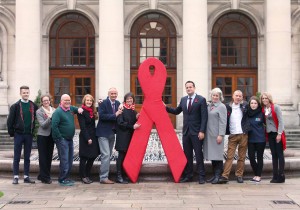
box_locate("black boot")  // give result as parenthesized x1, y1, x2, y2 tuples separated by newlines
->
(277, 174, 285, 183)
(116, 171, 128, 184)
(270, 174, 278, 183)
(211, 168, 221, 184)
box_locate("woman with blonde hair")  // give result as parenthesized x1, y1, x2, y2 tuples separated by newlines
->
(261, 92, 285, 183)
(77, 94, 100, 184)
(204, 88, 227, 184)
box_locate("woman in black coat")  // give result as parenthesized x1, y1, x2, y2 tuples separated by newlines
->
(77, 94, 100, 184)
(115, 92, 140, 184)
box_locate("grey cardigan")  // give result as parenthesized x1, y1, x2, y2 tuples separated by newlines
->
(36, 106, 55, 136)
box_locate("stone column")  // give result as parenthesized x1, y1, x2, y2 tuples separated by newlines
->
(99, 0, 124, 99)
(182, 0, 208, 97)
(265, 0, 292, 103)
(15, 0, 41, 100)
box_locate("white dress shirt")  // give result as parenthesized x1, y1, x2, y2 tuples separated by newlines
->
(229, 103, 243, 134)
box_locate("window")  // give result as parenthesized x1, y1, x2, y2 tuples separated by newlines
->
(49, 13, 95, 68)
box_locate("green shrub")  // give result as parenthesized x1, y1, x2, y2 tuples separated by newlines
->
(33, 90, 42, 141)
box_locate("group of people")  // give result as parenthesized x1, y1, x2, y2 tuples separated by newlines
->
(167, 81, 285, 184)
(7, 81, 285, 186)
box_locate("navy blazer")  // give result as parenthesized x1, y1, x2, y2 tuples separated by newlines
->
(96, 98, 121, 138)
(166, 94, 208, 136)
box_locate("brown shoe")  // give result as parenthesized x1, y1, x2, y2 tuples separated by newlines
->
(100, 179, 114, 184)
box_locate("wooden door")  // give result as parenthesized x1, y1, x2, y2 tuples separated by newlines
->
(212, 72, 257, 103)
(50, 70, 95, 128)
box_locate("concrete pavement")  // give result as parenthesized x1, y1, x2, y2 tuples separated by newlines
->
(1, 174, 300, 210)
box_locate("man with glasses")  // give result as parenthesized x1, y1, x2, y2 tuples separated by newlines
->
(7, 86, 38, 184)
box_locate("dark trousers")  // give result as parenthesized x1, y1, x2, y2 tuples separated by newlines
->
(13, 133, 33, 176)
(268, 132, 285, 178)
(37, 135, 54, 181)
(79, 156, 96, 178)
(116, 151, 126, 174)
(248, 142, 266, 177)
(182, 133, 205, 180)
(211, 160, 223, 176)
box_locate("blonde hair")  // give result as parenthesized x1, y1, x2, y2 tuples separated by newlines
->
(82, 94, 98, 120)
(260, 92, 273, 105)
(210, 87, 224, 102)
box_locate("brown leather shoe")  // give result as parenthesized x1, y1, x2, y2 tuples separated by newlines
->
(100, 179, 114, 184)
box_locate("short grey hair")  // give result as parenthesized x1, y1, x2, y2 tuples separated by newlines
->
(210, 87, 224, 102)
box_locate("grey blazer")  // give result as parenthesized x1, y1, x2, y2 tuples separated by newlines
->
(36, 106, 55, 136)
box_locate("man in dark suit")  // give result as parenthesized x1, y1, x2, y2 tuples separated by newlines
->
(96, 87, 122, 184)
(166, 81, 208, 184)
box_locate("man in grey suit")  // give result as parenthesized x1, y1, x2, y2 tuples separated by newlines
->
(166, 81, 208, 184)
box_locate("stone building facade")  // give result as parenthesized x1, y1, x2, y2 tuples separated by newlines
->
(0, 0, 299, 130)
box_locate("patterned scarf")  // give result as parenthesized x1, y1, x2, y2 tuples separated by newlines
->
(123, 102, 135, 110)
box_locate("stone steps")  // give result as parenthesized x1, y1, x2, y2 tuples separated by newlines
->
(286, 129, 300, 149)
(0, 130, 14, 150)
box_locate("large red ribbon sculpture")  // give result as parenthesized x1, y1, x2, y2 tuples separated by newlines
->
(123, 58, 187, 183)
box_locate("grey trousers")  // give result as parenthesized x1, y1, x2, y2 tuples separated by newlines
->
(98, 135, 115, 181)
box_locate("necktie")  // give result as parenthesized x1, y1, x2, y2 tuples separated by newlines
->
(188, 97, 192, 112)
(112, 103, 116, 114)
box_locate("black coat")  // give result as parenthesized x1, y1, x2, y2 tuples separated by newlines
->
(77, 110, 100, 158)
(115, 108, 137, 151)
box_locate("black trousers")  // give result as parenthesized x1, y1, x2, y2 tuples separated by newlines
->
(116, 151, 126, 174)
(248, 142, 266, 177)
(211, 160, 223, 176)
(37, 135, 54, 181)
(182, 133, 205, 180)
(268, 132, 285, 177)
(79, 156, 96, 178)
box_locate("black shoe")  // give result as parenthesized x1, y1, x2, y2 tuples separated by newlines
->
(24, 177, 35, 184)
(211, 177, 220, 184)
(217, 176, 228, 184)
(81, 177, 92, 184)
(206, 176, 215, 183)
(116, 174, 129, 184)
(237, 177, 244, 183)
(87, 177, 93, 183)
(41, 179, 52, 184)
(12, 178, 18, 184)
(277, 174, 285, 183)
(179, 176, 193, 183)
(199, 179, 205, 184)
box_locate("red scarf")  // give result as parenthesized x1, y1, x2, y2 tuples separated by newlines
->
(262, 104, 286, 150)
(82, 105, 94, 118)
(123, 102, 135, 110)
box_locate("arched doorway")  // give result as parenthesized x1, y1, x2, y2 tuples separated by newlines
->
(49, 13, 95, 126)
(212, 13, 258, 102)
(130, 13, 177, 127)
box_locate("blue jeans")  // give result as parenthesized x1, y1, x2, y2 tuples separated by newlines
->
(13, 133, 33, 176)
(56, 138, 74, 182)
(98, 135, 115, 181)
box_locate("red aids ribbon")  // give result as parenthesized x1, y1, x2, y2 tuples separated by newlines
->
(123, 58, 187, 183)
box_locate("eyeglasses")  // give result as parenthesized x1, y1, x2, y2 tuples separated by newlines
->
(42, 100, 50, 102)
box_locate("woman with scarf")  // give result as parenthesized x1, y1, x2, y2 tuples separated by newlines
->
(203, 88, 227, 184)
(261, 92, 286, 183)
(77, 94, 100, 184)
(115, 92, 140, 184)
(36, 94, 55, 184)
(247, 96, 266, 183)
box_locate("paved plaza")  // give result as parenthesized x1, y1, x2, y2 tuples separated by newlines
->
(1, 174, 300, 210)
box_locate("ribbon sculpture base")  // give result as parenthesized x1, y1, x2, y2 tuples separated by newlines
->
(123, 58, 187, 183)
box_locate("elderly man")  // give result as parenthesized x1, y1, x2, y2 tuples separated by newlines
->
(96, 87, 122, 184)
(52, 94, 82, 186)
